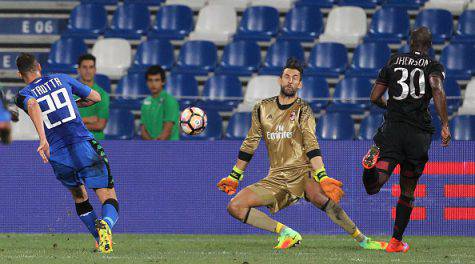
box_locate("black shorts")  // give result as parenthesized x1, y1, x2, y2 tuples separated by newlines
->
(373, 121, 432, 175)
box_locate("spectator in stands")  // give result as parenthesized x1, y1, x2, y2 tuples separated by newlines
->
(0, 88, 18, 144)
(77, 54, 110, 140)
(141, 66, 180, 140)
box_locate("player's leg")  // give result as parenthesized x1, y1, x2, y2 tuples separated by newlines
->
(305, 177, 387, 250)
(94, 187, 119, 231)
(69, 185, 100, 244)
(362, 158, 398, 195)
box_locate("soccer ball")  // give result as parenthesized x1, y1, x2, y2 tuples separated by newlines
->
(180, 107, 207, 135)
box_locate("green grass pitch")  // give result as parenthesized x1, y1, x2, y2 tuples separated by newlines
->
(0, 234, 473, 264)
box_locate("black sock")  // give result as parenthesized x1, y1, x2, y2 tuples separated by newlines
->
(392, 195, 414, 241)
(363, 168, 379, 194)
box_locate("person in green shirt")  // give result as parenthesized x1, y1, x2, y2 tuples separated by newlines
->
(141, 65, 180, 140)
(77, 54, 110, 140)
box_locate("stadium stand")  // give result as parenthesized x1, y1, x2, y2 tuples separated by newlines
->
(173, 40, 218, 76)
(260, 40, 305, 75)
(225, 111, 252, 140)
(94, 74, 112, 94)
(382, 0, 425, 10)
(453, 10, 475, 43)
(234, 6, 280, 41)
(11, 110, 38, 140)
(113, 72, 149, 110)
(237, 75, 280, 112)
(346, 42, 391, 78)
(188, 4, 237, 45)
(181, 109, 222, 140)
(423, 0, 470, 15)
(414, 9, 453, 44)
(294, 0, 337, 8)
(81, 0, 118, 4)
(215, 40, 261, 76)
(249, 0, 294, 12)
(319, 6, 367, 47)
(458, 79, 475, 115)
(306, 42, 348, 78)
(92, 38, 132, 78)
(123, 0, 164, 5)
(104, 108, 135, 140)
(64, 3, 107, 38)
(207, 0, 249, 11)
(440, 43, 475, 80)
(450, 115, 475, 140)
(316, 112, 355, 140)
(200, 75, 243, 112)
(105, 3, 151, 40)
(165, 73, 199, 108)
(165, 0, 207, 10)
(148, 4, 194, 40)
(358, 113, 384, 140)
(365, 7, 410, 43)
(129, 39, 175, 72)
(298, 76, 330, 112)
(338, 0, 378, 9)
(45, 37, 87, 74)
(279, 5, 324, 42)
(327, 77, 372, 114)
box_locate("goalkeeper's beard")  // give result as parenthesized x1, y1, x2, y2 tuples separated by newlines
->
(280, 85, 297, 98)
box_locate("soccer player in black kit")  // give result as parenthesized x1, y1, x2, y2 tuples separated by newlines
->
(361, 27, 451, 253)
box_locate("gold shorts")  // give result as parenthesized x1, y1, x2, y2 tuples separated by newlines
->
(245, 167, 312, 213)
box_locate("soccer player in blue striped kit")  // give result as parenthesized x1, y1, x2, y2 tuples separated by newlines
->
(15, 53, 118, 253)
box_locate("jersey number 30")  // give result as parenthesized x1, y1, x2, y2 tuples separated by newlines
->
(37, 88, 76, 129)
(393, 67, 426, 100)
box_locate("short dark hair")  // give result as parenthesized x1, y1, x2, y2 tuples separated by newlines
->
(145, 65, 166, 81)
(78, 54, 96, 67)
(281, 57, 304, 79)
(16, 53, 38, 75)
(410, 27, 432, 52)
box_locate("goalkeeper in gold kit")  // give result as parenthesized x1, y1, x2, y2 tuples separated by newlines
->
(218, 58, 387, 250)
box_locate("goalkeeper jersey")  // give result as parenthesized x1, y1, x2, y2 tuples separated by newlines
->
(239, 96, 320, 172)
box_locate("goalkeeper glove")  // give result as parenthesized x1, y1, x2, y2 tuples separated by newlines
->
(217, 166, 243, 195)
(313, 166, 344, 203)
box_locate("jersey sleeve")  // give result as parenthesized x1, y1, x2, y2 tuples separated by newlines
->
(238, 103, 262, 162)
(427, 61, 445, 81)
(14, 89, 34, 112)
(62, 74, 92, 99)
(299, 103, 321, 159)
(163, 95, 179, 123)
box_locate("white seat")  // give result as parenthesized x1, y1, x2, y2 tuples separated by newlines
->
(92, 38, 132, 79)
(11, 110, 39, 140)
(165, 0, 207, 10)
(424, 0, 469, 15)
(319, 6, 367, 47)
(236, 75, 280, 112)
(207, 0, 249, 11)
(469, 1, 475, 9)
(189, 5, 237, 45)
(249, 0, 294, 12)
(458, 78, 475, 115)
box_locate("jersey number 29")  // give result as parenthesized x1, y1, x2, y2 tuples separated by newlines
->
(393, 67, 426, 100)
(37, 88, 76, 129)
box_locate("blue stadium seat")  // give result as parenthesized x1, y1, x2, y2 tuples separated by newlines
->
(225, 112, 252, 140)
(298, 76, 330, 112)
(306, 42, 348, 78)
(180, 109, 222, 140)
(398, 44, 435, 59)
(165, 74, 199, 108)
(105, 3, 151, 40)
(199, 75, 243, 112)
(45, 37, 87, 74)
(216, 40, 261, 76)
(280, 6, 323, 42)
(114, 72, 149, 110)
(453, 10, 475, 44)
(346, 42, 391, 78)
(316, 113, 355, 140)
(123, 0, 164, 5)
(440, 44, 475, 80)
(444, 78, 462, 114)
(129, 39, 174, 72)
(81, 0, 118, 4)
(339, 0, 379, 9)
(94, 74, 111, 93)
(104, 108, 135, 140)
(259, 40, 305, 75)
(148, 5, 193, 40)
(358, 114, 383, 140)
(294, 0, 337, 8)
(365, 7, 410, 44)
(450, 115, 475, 140)
(414, 9, 453, 44)
(65, 4, 107, 38)
(327, 77, 372, 114)
(173, 41, 217, 75)
(383, 0, 425, 10)
(234, 6, 279, 41)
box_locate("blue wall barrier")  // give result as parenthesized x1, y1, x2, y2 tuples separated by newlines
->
(0, 140, 473, 236)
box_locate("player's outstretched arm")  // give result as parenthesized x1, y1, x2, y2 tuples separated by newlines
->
(430, 75, 451, 147)
(217, 159, 248, 195)
(26, 98, 49, 163)
(76, 89, 101, 108)
(370, 83, 388, 109)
